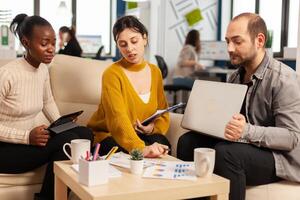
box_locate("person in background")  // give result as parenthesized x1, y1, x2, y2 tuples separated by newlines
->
(173, 29, 204, 88)
(0, 14, 93, 200)
(88, 15, 171, 158)
(58, 26, 82, 57)
(177, 13, 300, 200)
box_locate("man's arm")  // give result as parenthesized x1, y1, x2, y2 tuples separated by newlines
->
(243, 74, 300, 151)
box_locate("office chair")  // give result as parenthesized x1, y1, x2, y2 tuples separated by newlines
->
(155, 55, 168, 79)
(94, 45, 106, 60)
(154, 55, 191, 107)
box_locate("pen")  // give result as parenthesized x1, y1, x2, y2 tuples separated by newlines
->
(105, 146, 118, 160)
(93, 143, 101, 161)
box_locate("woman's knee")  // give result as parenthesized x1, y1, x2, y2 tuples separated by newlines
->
(50, 127, 93, 147)
(72, 126, 94, 142)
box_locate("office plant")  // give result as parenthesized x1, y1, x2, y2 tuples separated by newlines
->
(130, 149, 144, 175)
(266, 30, 273, 57)
(266, 30, 273, 49)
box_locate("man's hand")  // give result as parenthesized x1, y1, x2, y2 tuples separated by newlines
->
(29, 125, 50, 146)
(225, 114, 246, 141)
(135, 119, 154, 135)
(143, 142, 169, 158)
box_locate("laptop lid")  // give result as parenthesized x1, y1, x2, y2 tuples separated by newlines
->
(181, 80, 247, 140)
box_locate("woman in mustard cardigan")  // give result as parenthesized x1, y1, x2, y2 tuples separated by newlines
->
(88, 15, 171, 158)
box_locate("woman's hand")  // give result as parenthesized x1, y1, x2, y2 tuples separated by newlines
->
(135, 119, 154, 135)
(143, 142, 169, 158)
(29, 125, 50, 146)
(195, 63, 205, 71)
(224, 114, 246, 141)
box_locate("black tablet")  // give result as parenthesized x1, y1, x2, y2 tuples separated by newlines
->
(48, 110, 84, 134)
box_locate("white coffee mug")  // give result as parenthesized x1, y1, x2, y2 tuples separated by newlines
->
(63, 139, 91, 164)
(194, 148, 215, 177)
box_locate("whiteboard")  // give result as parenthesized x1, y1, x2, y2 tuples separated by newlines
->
(200, 41, 229, 60)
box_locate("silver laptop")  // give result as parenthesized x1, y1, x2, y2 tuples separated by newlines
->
(181, 80, 248, 141)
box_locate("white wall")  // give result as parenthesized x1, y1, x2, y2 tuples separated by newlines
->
(135, 0, 219, 76)
(161, 0, 218, 75)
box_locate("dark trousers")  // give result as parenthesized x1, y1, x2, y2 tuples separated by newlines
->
(99, 133, 171, 156)
(177, 131, 281, 200)
(0, 126, 93, 200)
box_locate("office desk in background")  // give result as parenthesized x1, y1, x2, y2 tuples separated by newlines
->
(192, 67, 235, 82)
(54, 156, 229, 200)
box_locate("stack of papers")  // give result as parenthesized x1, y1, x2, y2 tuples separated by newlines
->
(71, 164, 122, 178)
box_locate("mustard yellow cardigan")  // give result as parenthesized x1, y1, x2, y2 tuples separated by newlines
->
(87, 58, 170, 152)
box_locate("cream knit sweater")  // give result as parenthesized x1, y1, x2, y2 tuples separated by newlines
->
(0, 58, 60, 145)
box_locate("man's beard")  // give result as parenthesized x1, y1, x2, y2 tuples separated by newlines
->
(229, 51, 257, 68)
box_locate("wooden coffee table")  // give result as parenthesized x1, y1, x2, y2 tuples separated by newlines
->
(54, 156, 229, 200)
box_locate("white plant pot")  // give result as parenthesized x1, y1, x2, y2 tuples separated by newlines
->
(130, 160, 144, 175)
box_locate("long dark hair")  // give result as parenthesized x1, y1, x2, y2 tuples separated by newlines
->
(59, 25, 82, 55)
(59, 26, 76, 40)
(10, 13, 51, 43)
(113, 15, 148, 42)
(185, 29, 201, 54)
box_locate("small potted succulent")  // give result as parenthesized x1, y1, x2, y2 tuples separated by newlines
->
(129, 149, 144, 175)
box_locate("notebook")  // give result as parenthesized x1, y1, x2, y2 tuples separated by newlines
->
(181, 80, 248, 141)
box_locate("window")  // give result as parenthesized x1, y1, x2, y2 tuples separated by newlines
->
(40, 0, 72, 34)
(228, 0, 297, 56)
(232, 0, 255, 18)
(76, 0, 111, 54)
(259, 0, 282, 52)
(288, 0, 299, 47)
(0, 0, 33, 18)
(220, 0, 231, 40)
(0, 0, 34, 52)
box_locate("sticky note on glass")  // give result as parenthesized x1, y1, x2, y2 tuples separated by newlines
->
(185, 8, 203, 27)
(127, 2, 138, 10)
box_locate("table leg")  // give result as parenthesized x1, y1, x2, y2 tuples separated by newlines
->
(210, 194, 228, 200)
(55, 175, 68, 200)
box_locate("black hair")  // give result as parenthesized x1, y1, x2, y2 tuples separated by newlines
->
(59, 26, 76, 38)
(112, 15, 148, 42)
(59, 26, 70, 33)
(59, 25, 82, 55)
(10, 13, 52, 42)
(185, 29, 201, 53)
